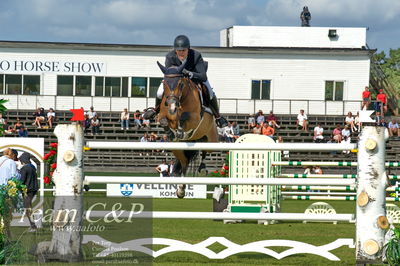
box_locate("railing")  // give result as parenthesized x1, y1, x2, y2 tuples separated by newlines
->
(0, 94, 362, 115)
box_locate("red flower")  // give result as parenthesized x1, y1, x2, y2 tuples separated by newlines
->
(50, 171, 54, 176)
(220, 171, 225, 176)
(223, 165, 229, 170)
(44, 176, 51, 184)
(50, 163, 57, 169)
(50, 143, 58, 148)
(43, 153, 50, 160)
(213, 170, 218, 174)
(49, 150, 56, 156)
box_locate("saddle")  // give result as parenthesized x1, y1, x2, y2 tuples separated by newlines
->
(197, 83, 213, 117)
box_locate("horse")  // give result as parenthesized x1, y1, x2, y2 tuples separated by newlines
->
(156, 62, 218, 198)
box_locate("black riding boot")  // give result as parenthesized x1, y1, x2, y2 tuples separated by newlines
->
(143, 98, 161, 120)
(210, 96, 228, 128)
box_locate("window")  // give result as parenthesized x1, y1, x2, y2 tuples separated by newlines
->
(251, 80, 270, 100)
(131, 77, 147, 97)
(23, 75, 40, 95)
(75, 76, 91, 96)
(0, 75, 3, 94)
(121, 77, 128, 97)
(325, 81, 344, 101)
(149, 77, 163, 98)
(6, 75, 22, 95)
(105, 77, 120, 97)
(57, 76, 73, 96)
(95, 77, 104, 96)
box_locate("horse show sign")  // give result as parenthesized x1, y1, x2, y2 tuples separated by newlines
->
(107, 183, 207, 199)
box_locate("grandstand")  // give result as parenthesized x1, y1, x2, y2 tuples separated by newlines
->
(3, 109, 399, 173)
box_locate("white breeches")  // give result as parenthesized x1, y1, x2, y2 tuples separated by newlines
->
(156, 80, 215, 99)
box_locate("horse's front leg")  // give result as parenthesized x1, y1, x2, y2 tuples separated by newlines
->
(173, 150, 188, 199)
(198, 151, 207, 174)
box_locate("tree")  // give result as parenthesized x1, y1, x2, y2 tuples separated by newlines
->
(372, 49, 400, 94)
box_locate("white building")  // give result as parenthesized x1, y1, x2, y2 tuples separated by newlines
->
(0, 26, 372, 115)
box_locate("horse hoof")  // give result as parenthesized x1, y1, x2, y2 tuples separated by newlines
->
(176, 188, 186, 199)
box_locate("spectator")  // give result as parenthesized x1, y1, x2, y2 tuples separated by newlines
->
(0, 113, 6, 129)
(313, 166, 323, 174)
(223, 122, 235, 143)
(303, 166, 313, 175)
(83, 114, 91, 134)
(133, 110, 142, 128)
(332, 124, 342, 143)
(296, 109, 308, 132)
(47, 108, 56, 129)
(142, 114, 151, 128)
(168, 160, 175, 177)
(13, 118, 23, 134)
(361, 86, 371, 110)
(354, 111, 361, 132)
(231, 121, 241, 140)
(388, 119, 400, 137)
(261, 122, 275, 138)
(252, 124, 261, 134)
(120, 108, 130, 130)
(255, 110, 265, 125)
(341, 125, 351, 140)
(313, 123, 324, 143)
(18, 125, 28, 137)
(140, 133, 149, 142)
(342, 135, 351, 154)
(276, 136, 289, 158)
(156, 159, 169, 177)
(19, 152, 38, 232)
(266, 111, 281, 129)
(91, 116, 100, 135)
(247, 114, 256, 131)
(33, 107, 46, 128)
(381, 117, 388, 128)
(375, 111, 384, 126)
(217, 126, 225, 142)
(160, 134, 169, 142)
(345, 112, 357, 132)
(375, 89, 387, 114)
(86, 106, 97, 120)
(149, 132, 158, 142)
(0, 148, 19, 185)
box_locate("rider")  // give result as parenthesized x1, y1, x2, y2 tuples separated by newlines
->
(143, 35, 228, 128)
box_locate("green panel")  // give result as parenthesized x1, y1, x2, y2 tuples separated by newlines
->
(230, 205, 262, 213)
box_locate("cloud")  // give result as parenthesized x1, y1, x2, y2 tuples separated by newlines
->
(0, 0, 398, 51)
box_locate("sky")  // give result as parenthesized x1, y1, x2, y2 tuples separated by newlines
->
(0, 0, 399, 53)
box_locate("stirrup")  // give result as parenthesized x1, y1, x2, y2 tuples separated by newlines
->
(143, 108, 157, 120)
(216, 116, 228, 128)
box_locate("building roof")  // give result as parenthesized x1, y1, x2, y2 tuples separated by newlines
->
(0, 40, 375, 56)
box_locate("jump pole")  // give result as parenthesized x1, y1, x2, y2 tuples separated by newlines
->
(86, 141, 356, 151)
(273, 161, 400, 167)
(84, 176, 356, 186)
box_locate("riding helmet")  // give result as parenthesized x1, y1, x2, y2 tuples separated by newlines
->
(174, 35, 190, 50)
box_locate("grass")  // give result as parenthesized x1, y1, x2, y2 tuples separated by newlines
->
(8, 196, 365, 266)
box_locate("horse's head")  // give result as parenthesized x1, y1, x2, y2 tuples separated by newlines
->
(157, 62, 188, 116)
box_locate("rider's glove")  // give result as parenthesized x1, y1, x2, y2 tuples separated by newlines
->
(182, 69, 194, 79)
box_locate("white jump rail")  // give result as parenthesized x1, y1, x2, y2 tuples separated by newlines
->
(87, 211, 354, 222)
(84, 176, 356, 186)
(86, 141, 356, 151)
(273, 161, 400, 167)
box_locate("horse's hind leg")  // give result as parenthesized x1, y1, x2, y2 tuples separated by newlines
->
(198, 151, 207, 174)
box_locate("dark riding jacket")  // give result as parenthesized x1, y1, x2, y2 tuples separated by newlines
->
(165, 49, 207, 83)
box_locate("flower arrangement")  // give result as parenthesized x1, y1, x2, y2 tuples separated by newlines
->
(0, 178, 27, 264)
(209, 153, 229, 178)
(43, 142, 58, 186)
(0, 99, 8, 136)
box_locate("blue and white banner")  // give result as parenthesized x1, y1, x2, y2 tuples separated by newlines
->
(107, 183, 207, 199)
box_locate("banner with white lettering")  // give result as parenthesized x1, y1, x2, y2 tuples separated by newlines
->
(0, 59, 106, 74)
(107, 183, 207, 199)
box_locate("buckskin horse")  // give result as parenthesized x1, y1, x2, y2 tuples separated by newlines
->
(156, 62, 218, 198)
